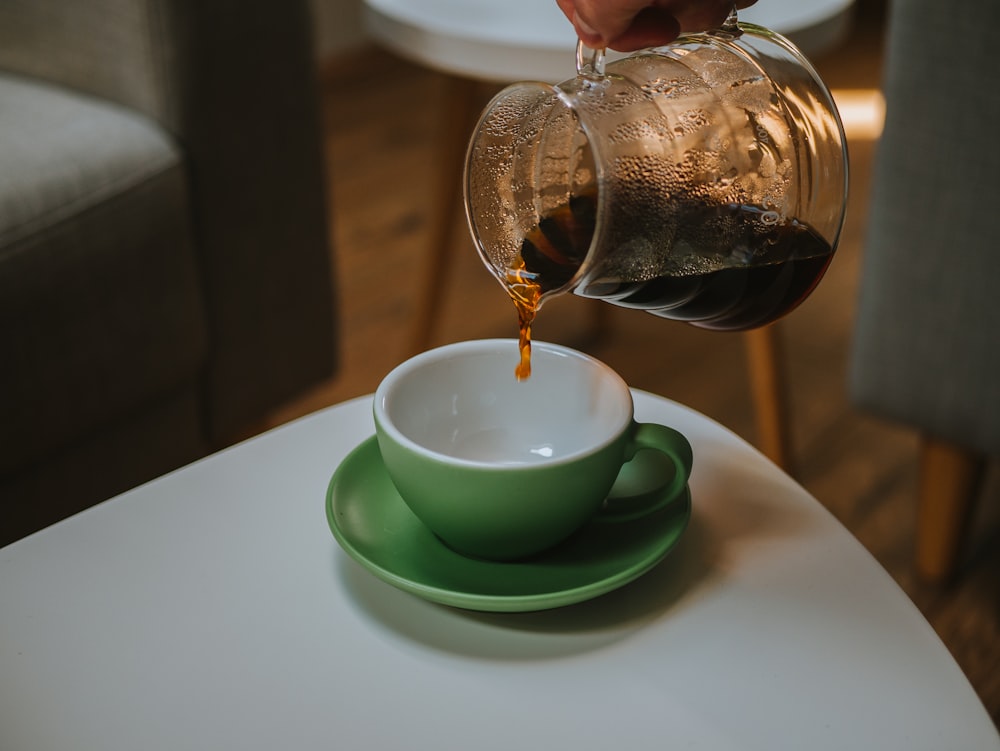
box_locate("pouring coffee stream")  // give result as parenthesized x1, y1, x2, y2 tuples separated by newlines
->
(465, 12, 849, 379)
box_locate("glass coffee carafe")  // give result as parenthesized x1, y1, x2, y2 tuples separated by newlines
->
(465, 9, 848, 368)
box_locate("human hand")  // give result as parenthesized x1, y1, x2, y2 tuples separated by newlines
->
(555, 0, 759, 51)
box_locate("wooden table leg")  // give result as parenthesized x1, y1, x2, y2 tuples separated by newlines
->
(915, 436, 985, 584)
(744, 324, 794, 474)
(409, 75, 482, 356)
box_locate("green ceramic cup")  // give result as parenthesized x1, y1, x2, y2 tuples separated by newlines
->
(373, 339, 693, 561)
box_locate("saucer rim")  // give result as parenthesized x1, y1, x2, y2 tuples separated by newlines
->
(326, 436, 691, 612)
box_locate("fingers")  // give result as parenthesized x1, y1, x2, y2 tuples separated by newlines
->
(556, 0, 761, 52)
(604, 8, 681, 51)
(561, 0, 664, 48)
(662, 0, 755, 34)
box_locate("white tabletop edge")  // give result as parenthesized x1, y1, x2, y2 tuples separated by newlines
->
(2, 389, 997, 749)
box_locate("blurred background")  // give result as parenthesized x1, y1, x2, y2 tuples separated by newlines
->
(1, 0, 993, 728)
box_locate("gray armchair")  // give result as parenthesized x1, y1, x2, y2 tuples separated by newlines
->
(0, 0, 337, 545)
(850, 0, 998, 582)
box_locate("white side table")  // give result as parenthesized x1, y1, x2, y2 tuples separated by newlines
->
(2, 391, 996, 749)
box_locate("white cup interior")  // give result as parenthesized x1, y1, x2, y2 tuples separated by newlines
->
(376, 340, 632, 465)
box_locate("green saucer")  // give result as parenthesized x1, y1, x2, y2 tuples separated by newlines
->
(325, 437, 691, 613)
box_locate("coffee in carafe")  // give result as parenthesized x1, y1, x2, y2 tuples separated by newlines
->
(466, 13, 849, 378)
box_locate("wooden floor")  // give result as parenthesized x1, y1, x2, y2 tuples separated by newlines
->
(270, 0, 999, 726)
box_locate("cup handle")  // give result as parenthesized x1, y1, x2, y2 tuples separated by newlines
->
(597, 421, 693, 521)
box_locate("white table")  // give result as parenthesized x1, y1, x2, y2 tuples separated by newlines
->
(2, 390, 997, 750)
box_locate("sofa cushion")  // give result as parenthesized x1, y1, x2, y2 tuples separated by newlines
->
(0, 73, 180, 246)
(0, 72, 209, 477)
(0, 0, 172, 127)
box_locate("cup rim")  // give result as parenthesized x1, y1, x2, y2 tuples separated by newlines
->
(373, 339, 634, 469)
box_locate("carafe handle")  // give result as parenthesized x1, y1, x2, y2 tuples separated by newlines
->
(575, 40, 606, 79)
(721, 5, 740, 33)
